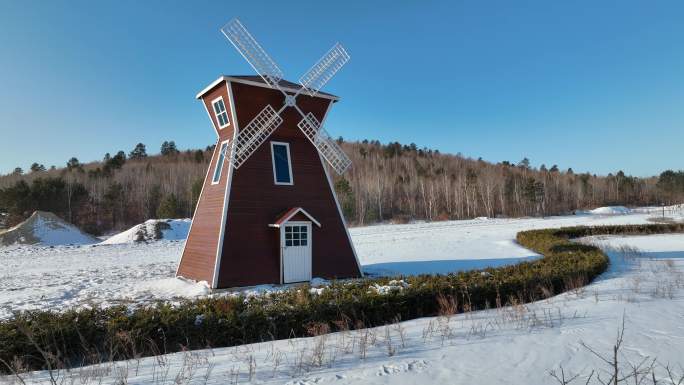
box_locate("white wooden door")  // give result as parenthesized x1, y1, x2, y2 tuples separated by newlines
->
(282, 222, 312, 283)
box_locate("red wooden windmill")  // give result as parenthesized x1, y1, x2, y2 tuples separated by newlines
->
(177, 19, 362, 288)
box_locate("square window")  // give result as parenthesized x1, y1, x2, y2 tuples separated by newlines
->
(286, 240, 292, 247)
(301, 239, 307, 246)
(293, 239, 300, 246)
(285, 233, 292, 239)
(299, 226, 307, 232)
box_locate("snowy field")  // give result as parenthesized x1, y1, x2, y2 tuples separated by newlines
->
(1, 207, 681, 319)
(6, 232, 684, 384)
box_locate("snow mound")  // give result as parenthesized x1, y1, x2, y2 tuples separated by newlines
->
(101, 218, 190, 244)
(0, 211, 99, 246)
(123, 277, 210, 299)
(588, 206, 632, 215)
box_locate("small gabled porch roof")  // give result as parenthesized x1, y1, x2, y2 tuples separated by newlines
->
(269, 207, 322, 228)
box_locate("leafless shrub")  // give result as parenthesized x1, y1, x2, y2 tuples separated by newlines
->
(358, 329, 369, 360)
(549, 365, 582, 385)
(309, 335, 327, 367)
(436, 293, 458, 316)
(547, 314, 684, 385)
(392, 317, 407, 349)
(564, 275, 588, 297)
(422, 319, 435, 344)
(383, 326, 396, 357)
(540, 284, 555, 300)
(0, 357, 26, 385)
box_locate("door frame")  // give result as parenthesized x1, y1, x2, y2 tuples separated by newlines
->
(280, 221, 313, 284)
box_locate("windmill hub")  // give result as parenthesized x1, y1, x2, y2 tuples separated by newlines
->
(284, 94, 297, 107)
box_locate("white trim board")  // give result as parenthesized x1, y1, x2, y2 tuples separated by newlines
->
(317, 100, 364, 277)
(212, 80, 239, 289)
(268, 207, 322, 228)
(175, 137, 219, 279)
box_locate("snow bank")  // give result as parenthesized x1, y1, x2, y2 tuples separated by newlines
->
(587, 206, 632, 215)
(122, 277, 210, 299)
(0, 211, 98, 246)
(101, 219, 190, 244)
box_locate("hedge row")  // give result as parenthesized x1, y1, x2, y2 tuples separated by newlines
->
(2, 223, 683, 373)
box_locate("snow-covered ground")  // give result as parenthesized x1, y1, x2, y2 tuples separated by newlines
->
(1, 207, 682, 319)
(8, 232, 684, 384)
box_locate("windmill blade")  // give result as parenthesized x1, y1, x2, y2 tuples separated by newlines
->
(232, 105, 283, 168)
(298, 43, 350, 97)
(221, 18, 285, 89)
(297, 113, 352, 174)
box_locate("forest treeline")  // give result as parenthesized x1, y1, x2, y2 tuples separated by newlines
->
(1, 140, 682, 234)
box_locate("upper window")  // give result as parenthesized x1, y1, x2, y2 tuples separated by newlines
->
(212, 140, 229, 184)
(270, 142, 293, 185)
(211, 97, 230, 129)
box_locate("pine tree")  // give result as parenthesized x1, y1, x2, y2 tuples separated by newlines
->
(161, 141, 179, 156)
(129, 143, 148, 160)
(193, 149, 204, 163)
(30, 163, 46, 172)
(66, 157, 82, 172)
(157, 194, 180, 218)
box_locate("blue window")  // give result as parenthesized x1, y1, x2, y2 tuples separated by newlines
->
(212, 140, 229, 184)
(271, 142, 293, 185)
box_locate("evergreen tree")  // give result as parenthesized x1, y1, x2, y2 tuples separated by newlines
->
(104, 182, 125, 227)
(157, 194, 180, 218)
(334, 178, 355, 220)
(66, 157, 82, 172)
(147, 185, 162, 219)
(161, 141, 179, 156)
(190, 178, 203, 214)
(12, 167, 23, 175)
(30, 163, 46, 173)
(103, 151, 126, 175)
(129, 143, 148, 160)
(193, 149, 204, 163)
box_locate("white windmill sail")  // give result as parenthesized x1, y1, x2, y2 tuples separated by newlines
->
(297, 113, 352, 174)
(221, 19, 284, 89)
(232, 105, 283, 169)
(298, 43, 350, 98)
(220, 18, 352, 174)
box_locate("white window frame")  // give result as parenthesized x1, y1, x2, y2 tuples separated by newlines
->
(270, 141, 294, 186)
(212, 140, 230, 185)
(211, 96, 230, 129)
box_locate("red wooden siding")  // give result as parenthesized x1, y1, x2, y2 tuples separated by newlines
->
(216, 81, 360, 288)
(176, 81, 235, 284)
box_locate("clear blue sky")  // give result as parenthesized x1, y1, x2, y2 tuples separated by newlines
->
(1, 0, 683, 177)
